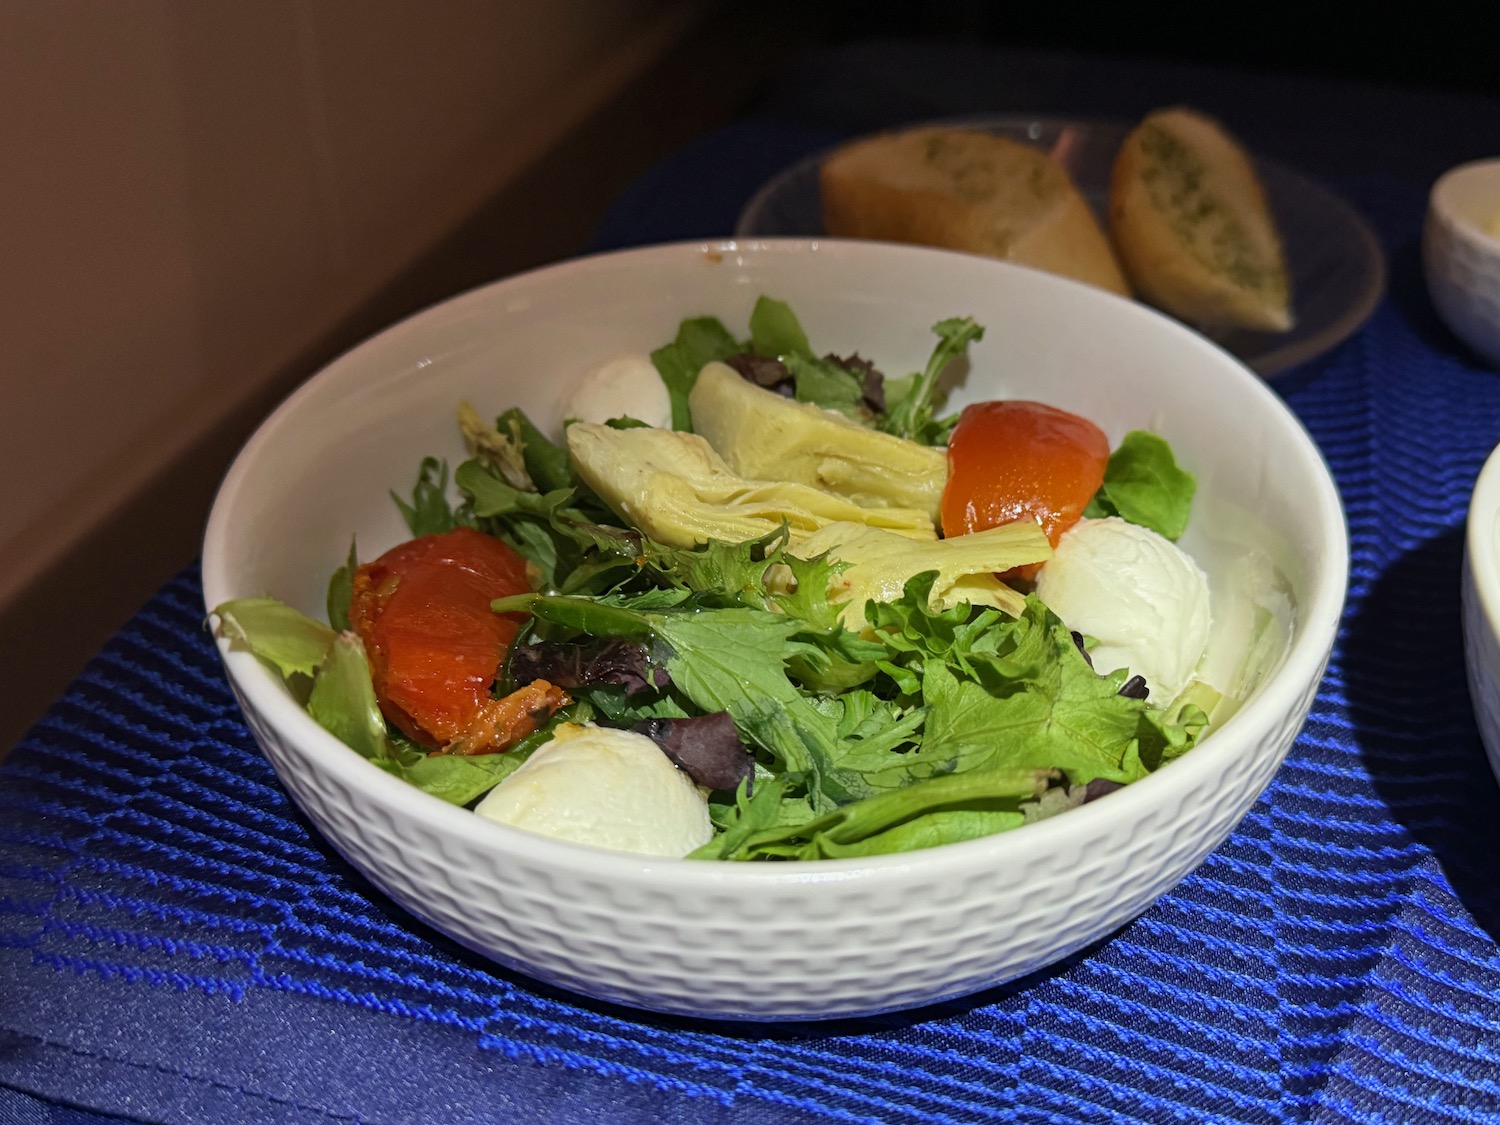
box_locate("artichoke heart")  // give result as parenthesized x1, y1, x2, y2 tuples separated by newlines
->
(791, 520, 1053, 626)
(566, 423, 936, 549)
(689, 362, 948, 521)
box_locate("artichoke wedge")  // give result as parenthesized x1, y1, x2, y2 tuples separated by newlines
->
(566, 423, 936, 549)
(689, 363, 948, 521)
(792, 520, 1052, 627)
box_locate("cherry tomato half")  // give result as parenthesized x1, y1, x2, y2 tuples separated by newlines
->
(940, 401, 1109, 549)
(350, 527, 561, 753)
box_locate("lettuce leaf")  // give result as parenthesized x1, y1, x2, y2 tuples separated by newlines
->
(326, 539, 358, 632)
(694, 767, 1052, 861)
(1085, 430, 1196, 540)
(782, 353, 866, 417)
(384, 747, 532, 806)
(307, 631, 390, 761)
(742, 297, 866, 416)
(455, 458, 639, 594)
(641, 528, 883, 692)
(880, 316, 984, 444)
(856, 582, 1160, 788)
(499, 591, 876, 810)
(496, 407, 575, 493)
(392, 457, 470, 536)
(915, 658, 1148, 787)
(651, 317, 744, 431)
(495, 551, 1206, 828)
(748, 295, 811, 357)
(213, 597, 335, 680)
(212, 596, 537, 807)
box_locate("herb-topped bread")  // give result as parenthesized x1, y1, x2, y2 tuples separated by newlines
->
(819, 127, 1131, 297)
(1109, 108, 1293, 333)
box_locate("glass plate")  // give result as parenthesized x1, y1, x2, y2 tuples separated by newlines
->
(734, 115, 1386, 378)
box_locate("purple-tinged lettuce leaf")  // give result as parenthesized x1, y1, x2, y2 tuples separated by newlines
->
(509, 638, 669, 698)
(633, 711, 754, 792)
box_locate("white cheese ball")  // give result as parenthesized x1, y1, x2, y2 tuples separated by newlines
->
(563, 354, 672, 430)
(474, 724, 711, 857)
(1035, 516, 1211, 703)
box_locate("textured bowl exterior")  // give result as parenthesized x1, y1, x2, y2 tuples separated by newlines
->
(204, 239, 1348, 1020)
(1463, 443, 1500, 786)
(1424, 159, 1500, 368)
(231, 658, 1325, 1019)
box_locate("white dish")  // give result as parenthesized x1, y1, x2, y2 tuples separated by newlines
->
(1425, 158, 1500, 368)
(1464, 441, 1500, 785)
(203, 238, 1348, 1020)
(736, 115, 1386, 378)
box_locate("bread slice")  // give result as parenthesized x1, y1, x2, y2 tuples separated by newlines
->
(1109, 108, 1293, 332)
(820, 127, 1131, 297)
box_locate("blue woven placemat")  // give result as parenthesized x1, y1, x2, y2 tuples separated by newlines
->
(6, 121, 1500, 1124)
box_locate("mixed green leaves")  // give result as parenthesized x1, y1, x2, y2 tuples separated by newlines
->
(880, 317, 984, 444)
(392, 457, 469, 536)
(693, 769, 1052, 860)
(649, 295, 980, 441)
(490, 554, 1204, 856)
(215, 297, 1212, 859)
(211, 598, 534, 807)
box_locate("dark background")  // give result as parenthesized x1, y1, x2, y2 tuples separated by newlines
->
(815, 2, 1488, 96)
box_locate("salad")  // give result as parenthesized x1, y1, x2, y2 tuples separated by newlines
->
(213, 297, 1216, 861)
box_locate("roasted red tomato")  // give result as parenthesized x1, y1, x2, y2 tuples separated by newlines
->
(940, 400, 1109, 552)
(349, 527, 565, 754)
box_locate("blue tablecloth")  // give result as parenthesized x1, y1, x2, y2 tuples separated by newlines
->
(7, 43, 1500, 1124)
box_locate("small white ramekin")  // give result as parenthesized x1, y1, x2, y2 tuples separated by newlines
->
(1425, 158, 1500, 368)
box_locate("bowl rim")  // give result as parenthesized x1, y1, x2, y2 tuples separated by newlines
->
(202, 236, 1350, 886)
(1468, 442, 1500, 631)
(1429, 158, 1500, 249)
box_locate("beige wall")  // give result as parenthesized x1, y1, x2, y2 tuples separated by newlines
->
(0, 0, 702, 613)
(0, 0, 821, 755)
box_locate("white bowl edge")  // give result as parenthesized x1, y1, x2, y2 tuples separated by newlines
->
(201, 238, 1350, 1017)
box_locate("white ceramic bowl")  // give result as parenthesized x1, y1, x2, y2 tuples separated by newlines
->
(1425, 158, 1500, 367)
(203, 239, 1348, 1020)
(1463, 442, 1500, 784)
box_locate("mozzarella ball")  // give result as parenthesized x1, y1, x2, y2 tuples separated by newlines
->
(474, 723, 712, 857)
(563, 354, 672, 430)
(1035, 517, 1211, 702)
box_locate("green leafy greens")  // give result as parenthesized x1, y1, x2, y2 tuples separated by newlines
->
(212, 599, 535, 807)
(650, 317, 743, 432)
(490, 558, 1200, 856)
(648, 296, 981, 441)
(880, 317, 985, 444)
(1085, 430, 1197, 540)
(211, 297, 1212, 859)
